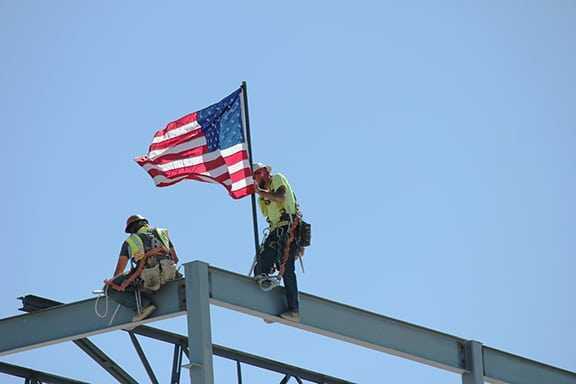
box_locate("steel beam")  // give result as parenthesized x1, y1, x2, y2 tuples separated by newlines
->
(1, 261, 575, 384)
(0, 361, 90, 384)
(128, 332, 159, 384)
(463, 341, 484, 384)
(206, 265, 576, 384)
(483, 347, 576, 384)
(18, 295, 142, 384)
(132, 325, 360, 384)
(18, 295, 62, 313)
(0, 279, 185, 356)
(170, 344, 183, 384)
(16, 295, 353, 384)
(208, 265, 467, 372)
(73, 338, 138, 384)
(184, 261, 214, 383)
(236, 360, 243, 384)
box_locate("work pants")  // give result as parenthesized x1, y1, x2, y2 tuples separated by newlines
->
(254, 226, 300, 312)
(107, 274, 154, 311)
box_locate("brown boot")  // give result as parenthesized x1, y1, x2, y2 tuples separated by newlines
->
(280, 310, 300, 322)
(132, 305, 157, 322)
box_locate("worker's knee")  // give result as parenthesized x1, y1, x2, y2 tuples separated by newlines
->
(108, 291, 137, 310)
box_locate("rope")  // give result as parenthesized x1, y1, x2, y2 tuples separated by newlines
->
(108, 303, 121, 326)
(94, 285, 110, 319)
(135, 287, 142, 315)
(94, 285, 122, 325)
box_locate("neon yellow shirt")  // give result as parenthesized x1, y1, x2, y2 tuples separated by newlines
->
(258, 173, 296, 228)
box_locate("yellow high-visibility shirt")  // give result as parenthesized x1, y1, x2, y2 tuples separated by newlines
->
(258, 173, 296, 229)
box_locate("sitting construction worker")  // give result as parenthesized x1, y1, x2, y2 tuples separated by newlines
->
(253, 162, 303, 322)
(105, 214, 180, 322)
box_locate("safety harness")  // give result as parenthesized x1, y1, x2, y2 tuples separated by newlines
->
(254, 204, 311, 278)
(106, 228, 178, 292)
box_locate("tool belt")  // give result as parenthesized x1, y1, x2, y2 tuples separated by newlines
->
(298, 220, 311, 247)
(140, 256, 177, 292)
(271, 215, 311, 248)
(106, 251, 178, 292)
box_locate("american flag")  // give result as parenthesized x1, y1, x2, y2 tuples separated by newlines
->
(135, 88, 255, 199)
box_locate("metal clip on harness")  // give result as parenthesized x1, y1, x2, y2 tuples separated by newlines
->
(255, 274, 281, 292)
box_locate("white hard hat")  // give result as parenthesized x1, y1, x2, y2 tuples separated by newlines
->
(252, 162, 271, 173)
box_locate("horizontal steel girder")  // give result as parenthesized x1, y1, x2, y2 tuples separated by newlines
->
(0, 279, 185, 355)
(17, 295, 353, 384)
(132, 325, 354, 384)
(0, 361, 89, 384)
(0, 261, 574, 384)
(18, 295, 142, 384)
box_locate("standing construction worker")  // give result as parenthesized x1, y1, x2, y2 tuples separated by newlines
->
(253, 162, 303, 322)
(105, 215, 180, 322)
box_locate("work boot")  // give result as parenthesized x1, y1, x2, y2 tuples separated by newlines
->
(279, 310, 300, 322)
(132, 304, 157, 322)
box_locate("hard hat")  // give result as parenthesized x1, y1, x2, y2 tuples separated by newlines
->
(125, 214, 148, 233)
(252, 162, 271, 173)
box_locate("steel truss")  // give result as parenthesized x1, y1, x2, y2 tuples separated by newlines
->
(3, 295, 350, 384)
(0, 261, 574, 384)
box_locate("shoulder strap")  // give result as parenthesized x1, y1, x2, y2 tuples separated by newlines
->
(153, 228, 171, 249)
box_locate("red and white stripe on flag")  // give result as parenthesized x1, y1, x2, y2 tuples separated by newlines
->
(135, 111, 255, 199)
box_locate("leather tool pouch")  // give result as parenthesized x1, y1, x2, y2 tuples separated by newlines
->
(299, 221, 311, 247)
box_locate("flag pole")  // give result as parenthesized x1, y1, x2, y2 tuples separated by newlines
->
(240, 81, 260, 258)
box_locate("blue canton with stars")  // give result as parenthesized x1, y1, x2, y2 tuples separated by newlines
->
(197, 89, 244, 151)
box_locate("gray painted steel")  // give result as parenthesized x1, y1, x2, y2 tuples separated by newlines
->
(207, 265, 576, 384)
(483, 347, 576, 384)
(170, 344, 183, 384)
(19, 295, 63, 313)
(184, 261, 214, 383)
(131, 325, 354, 384)
(129, 332, 159, 384)
(19, 295, 139, 384)
(17, 295, 353, 384)
(462, 341, 484, 384)
(208, 265, 467, 372)
(0, 361, 90, 384)
(73, 338, 138, 384)
(0, 279, 185, 356)
(236, 360, 243, 384)
(0, 261, 575, 384)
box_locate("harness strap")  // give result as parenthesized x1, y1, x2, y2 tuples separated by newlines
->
(105, 246, 168, 292)
(278, 215, 300, 277)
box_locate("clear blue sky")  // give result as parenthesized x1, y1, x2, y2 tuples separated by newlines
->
(1, 1, 575, 383)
